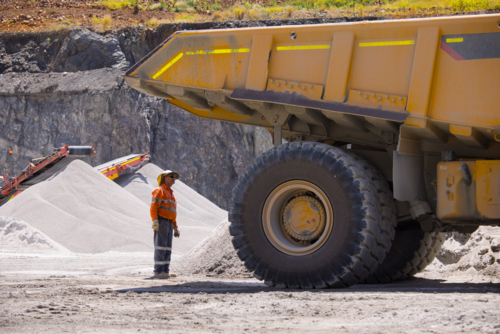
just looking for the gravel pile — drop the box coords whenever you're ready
[172,220,250,278]
[0,216,70,253]
[0,160,227,256]
[0,160,152,253]
[423,227,500,282]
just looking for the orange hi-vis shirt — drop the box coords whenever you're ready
[150,184,177,227]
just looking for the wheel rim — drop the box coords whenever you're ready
[262,180,333,256]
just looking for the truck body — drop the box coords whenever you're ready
[124,14,500,287]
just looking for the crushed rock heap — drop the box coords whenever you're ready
[423,226,500,283]
[0,160,227,256]
[172,220,251,279]
[0,216,70,254]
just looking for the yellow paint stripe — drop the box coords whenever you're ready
[446,38,463,43]
[121,156,142,166]
[359,40,415,47]
[100,156,144,174]
[152,52,184,80]
[186,48,250,55]
[277,45,330,51]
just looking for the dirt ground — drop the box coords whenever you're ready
[2,251,500,333]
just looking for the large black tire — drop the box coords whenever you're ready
[364,221,444,283]
[229,142,395,288]
[345,152,445,284]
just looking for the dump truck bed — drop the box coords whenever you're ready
[124,14,500,154]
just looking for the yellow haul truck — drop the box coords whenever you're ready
[124,14,500,288]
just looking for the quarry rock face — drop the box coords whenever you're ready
[0,26,272,209]
[49,29,129,72]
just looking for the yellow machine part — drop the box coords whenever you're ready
[125,15,500,133]
[437,160,500,221]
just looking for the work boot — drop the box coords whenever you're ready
[152,272,164,279]
[156,272,171,279]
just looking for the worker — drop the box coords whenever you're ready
[150,169,180,279]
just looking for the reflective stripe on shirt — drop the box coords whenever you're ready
[152,198,177,206]
[160,206,176,212]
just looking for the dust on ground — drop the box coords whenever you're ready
[2,221,500,333]
[2,251,500,333]
[2,159,500,332]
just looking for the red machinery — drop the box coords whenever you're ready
[94,153,150,180]
[0,145,95,206]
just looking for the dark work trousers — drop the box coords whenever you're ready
[154,217,173,274]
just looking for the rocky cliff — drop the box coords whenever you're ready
[0,25,274,209]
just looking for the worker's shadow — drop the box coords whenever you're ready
[116,277,500,295]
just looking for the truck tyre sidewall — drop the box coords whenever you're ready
[230,142,392,288]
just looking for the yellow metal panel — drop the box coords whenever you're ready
[437,161,477,220]
[126,14,500,130]
[324,31,355,103]
[450,124,472,136]
[350,38,416,97]
[429,33,500,128]
[346,90,407,112]
[152,40,252,90]
[245,35,273,91]
[152,52,184,80]
[476,161,500,218]
[267,79,322,100]
[167,97,252,123]
[405,116,426,128]
[268,42,331,86]
[406,26,440,117]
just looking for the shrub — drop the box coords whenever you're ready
[174,1,189,11]
[247,8,260,19]
[99,0,135,10]
[212,11,223,20]
[233,6,247,19]
[146,17,160,28]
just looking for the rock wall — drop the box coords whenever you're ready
[0,26,273,209]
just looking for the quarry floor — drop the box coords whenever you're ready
[1,251,500,333]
